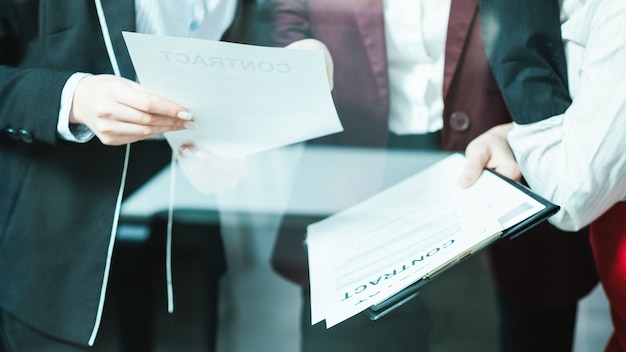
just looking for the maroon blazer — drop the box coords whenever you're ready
[258,0,597,308]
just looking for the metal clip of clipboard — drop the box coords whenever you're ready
[365,231,504,321]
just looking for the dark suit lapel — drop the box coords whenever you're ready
[352,0,388,102]
[98,0,136,79]
[443,0,477,99]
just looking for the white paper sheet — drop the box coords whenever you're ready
[306,154,546,327]
[122,32,343,159]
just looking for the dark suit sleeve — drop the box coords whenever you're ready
[0,4,74,146]
[252,0,311,47]
[478,0,571,124]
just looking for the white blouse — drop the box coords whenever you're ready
[509,0,626,231]
[383,0,451,135]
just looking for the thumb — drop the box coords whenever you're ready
[458,145,490,188]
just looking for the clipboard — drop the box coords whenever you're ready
[365,170,560,320]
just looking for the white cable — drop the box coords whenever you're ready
[166,150,177,313]
[89,0,131,346]
[94,0,121,77]
[91,0,179,345]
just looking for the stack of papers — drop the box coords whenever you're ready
[306,153,558,328]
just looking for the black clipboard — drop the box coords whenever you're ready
[365,170,560,320]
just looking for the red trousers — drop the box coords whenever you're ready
[589,202,626,352]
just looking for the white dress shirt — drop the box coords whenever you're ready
[135,0,236,40]
[383,0,451,135]
[508,0,626,231]
[57,0,236,142]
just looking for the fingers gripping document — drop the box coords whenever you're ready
[306,154,558,328]
[122,32,343,159]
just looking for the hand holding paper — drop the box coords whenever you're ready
[306,154,557,328]
[122,32,343,160]
[458,123,521,188]
[122,32,342,194]
[71,74,192,146]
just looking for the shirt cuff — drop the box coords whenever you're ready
[57,72,95,143]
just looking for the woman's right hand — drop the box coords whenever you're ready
[70,74,195,146]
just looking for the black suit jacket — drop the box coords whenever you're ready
[0,0,191,345]
[478,0,572,124]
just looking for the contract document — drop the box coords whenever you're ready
[306,153,558,328]
[122,32,342,158]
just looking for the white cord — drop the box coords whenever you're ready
[89,0,130,346]
[94,0,121,77]
[167,150,177,313]
[91,0,179,345]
